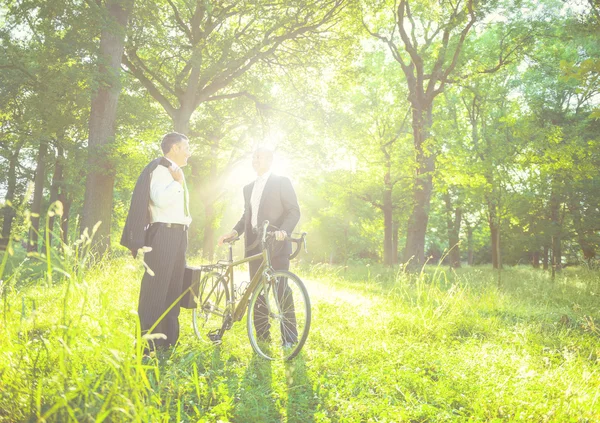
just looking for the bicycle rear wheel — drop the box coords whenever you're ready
[247,270,311,361]
[192,271,230,341]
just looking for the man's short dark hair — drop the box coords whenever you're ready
[161,132,188,154]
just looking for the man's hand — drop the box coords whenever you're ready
[218,230,238,246]
[168,165,184,183]
[274,230,287,241]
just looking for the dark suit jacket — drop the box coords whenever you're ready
[120,157,171,257]
[233,174,300,258]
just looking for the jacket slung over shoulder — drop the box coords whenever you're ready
[120,157,171,258]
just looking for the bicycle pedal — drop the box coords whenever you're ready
[223,314,233,331]
[207,330,222,344]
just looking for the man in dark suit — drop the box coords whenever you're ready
[122,132,192,353]
[218,148,301,346]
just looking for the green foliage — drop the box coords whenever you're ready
[2,2,600,417]
[299,171,383,264]
[1,0,600,268]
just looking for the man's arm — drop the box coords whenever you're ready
[233,184,251,235]
[279,177,300,235]
[232,212,245,237]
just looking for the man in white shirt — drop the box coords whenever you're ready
[218,148,300,345]
[137,132,191,353]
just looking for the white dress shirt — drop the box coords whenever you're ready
[149,158,192,225]
[250,171,271,229]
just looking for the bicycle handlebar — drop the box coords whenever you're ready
[222,235,241,244]
[231,220,307,259]
[288,232,307,260]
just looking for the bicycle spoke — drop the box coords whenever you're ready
[247,270,311,361]
[192,272,229,341]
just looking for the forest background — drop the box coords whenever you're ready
[1,0,599,271]
[2,0,600,422]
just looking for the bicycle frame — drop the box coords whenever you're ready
[193,221,309,359]
[217,247,272,323]
[196,220,306,335]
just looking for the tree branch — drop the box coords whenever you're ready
[433,0,476,96]
[126,48,178,97]
[166,0,193,42]
[122,54,177,118]
[196,1,345,107]
[363,23,409,69]
[358,193,384,209]
[396,0,422,67]
[405,1,419,50]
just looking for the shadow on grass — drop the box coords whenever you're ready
[233,351,280,423]
[171,344,236,420]
[285,353,316,423]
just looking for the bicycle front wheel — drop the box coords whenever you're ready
[192,271,229,341]
[247,270,311,361]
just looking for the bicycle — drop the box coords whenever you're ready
[190,220,310,361]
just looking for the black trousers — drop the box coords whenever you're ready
[248,248,298,343]
[138,224,187,350]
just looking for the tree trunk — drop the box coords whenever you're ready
[466,223,474,266]
[487,195,500,269]
[184,154,201,253]
[453,207,462,267]
[569,194,596,261]
[380,0,476,270]
[532,250,540,268]
[202,203,216,261]
[404,105,434,270]
[81,0,133,256]
[169,53,202,135]
[188,147,219,261]
[47,143,64,247]
[172,98,196,134]
[203,147,219,261]
[173,111,192,134]
[542,245,549,270]
[549,189,562,272]
[490,223,499,269]
[443,191,461,268]
[2,141,24,240]
[497,221,502,286]
[551,236,562,273]
[343,224,349,268]
[392,220,399,264]
[383,178,393,266]
[28,140,48,252]
[59,196,72,245]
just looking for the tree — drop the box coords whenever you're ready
[121,0,345,256]
[123,0,345,133]
[0,87,29,242]
[1,0,94,250]
[519,10,600,271]
[363,0,482,269]
[325,48,413,265]
[80,0,134,255]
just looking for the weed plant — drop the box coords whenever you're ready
[1,213,599,421]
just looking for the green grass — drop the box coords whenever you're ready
[1,248,600,422]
